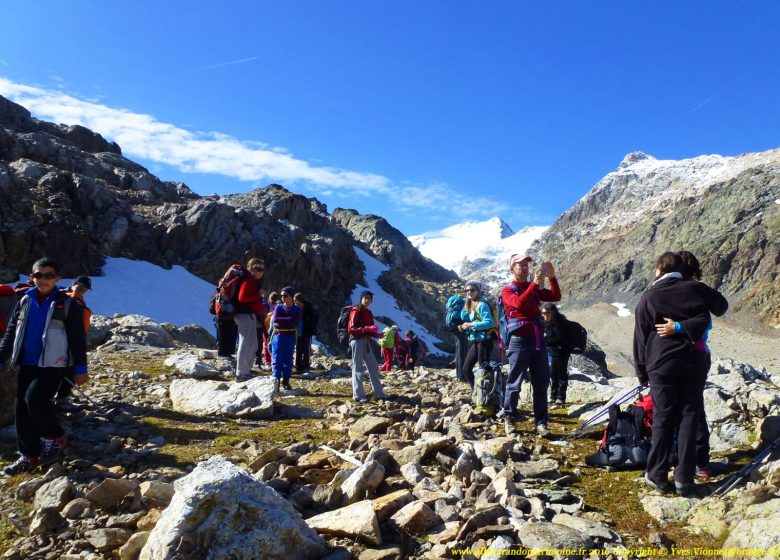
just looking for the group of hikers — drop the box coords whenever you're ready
[0,249,731,497]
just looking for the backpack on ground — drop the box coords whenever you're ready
[471,361,506,417]
[336,305,355,345]
[444,294,466,332]
[209,264,244,319]
[585,394,653,468]
[564,320,588,354]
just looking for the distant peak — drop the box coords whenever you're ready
[618,151,654,169]
[488,216,515,238]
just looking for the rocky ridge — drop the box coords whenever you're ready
[0,95,455,346]
[2,315,780,559]
[530,149,780,327]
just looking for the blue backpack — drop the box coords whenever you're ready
[444,294,466,333]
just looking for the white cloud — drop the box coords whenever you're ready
[0,77,536,224]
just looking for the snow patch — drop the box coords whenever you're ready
[611,302,632,317]
[351,247,444,354]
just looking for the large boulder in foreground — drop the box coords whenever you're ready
[139,456,327,560]
[169,376,275,419]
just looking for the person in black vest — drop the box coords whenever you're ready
[634,252,713,496]
[541,303,571,406]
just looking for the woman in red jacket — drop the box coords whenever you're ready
[233,258,266,382]
[347,290,387,403]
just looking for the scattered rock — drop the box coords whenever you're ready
[306,500,382,546]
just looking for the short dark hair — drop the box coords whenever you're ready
[32,258,60,275]
[678,251,702,280]
[655,252,682,275]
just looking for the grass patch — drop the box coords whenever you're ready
[95,353,176,378]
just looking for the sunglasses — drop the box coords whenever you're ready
[31,272,58,280]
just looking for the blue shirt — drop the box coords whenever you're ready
[21,287,57,366]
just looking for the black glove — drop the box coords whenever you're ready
[637,372,649,387]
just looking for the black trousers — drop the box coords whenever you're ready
[55,367,75,399]
[16,365,66,457]
[462,338,494,386]
[647,353,708,485]
[549,351,571,402]
[454,332,468,384]
[215,317,238,356]
[296,335,312,372]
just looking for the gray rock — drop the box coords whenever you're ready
[482,535,514,560]
[166,324,217,349]
[28,507,65,536]
[163,353,220,378]
[85,528,133,552]
[517,521,593,558]
[412,477,450,505]
[86,478,140,509]
[341,460,385,504]
[387,500,442,534]
[640,495,696,523]
[62,497,93,519]
[514,459,561,479]
[306,500,382,546]
[552,513,620,542]
[169,376,275,419]
[118,531,150,560]
[400,462,427,485]
[139,456,326,560]
[139,480,175,507]
[349,416,393,439]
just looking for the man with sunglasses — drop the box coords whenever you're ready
[0,258,87,476]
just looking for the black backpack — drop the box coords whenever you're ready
[585,403,651,468]
[336,305,354,345]
[471,362,506,417]
[564,320,587,354]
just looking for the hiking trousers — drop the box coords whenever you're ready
[272,333,296,380]
[350,338,385,400]
[216,317,238,356]
[234,314,258,378]
[504,335,550,426]
[454,332,468,383]
[549,351,571,402]
[296,335,312,372]
[646,353,708,486]
[17,365,66,458]
[380,347,394,371]
[462,339,494,386]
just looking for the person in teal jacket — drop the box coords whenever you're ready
[458,281,495,386]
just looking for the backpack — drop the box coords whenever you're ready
[471,362,506,417]
[472,297,499,340]
[495,285,530,347]
[0,285,17,334]
[380,328,396,349]
[444,294,466,332]
[585,394,653,468]
[336,305,355,345]
[209,264,244,319]
[564,320,588,354]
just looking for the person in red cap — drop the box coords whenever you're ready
[500,254,561,437]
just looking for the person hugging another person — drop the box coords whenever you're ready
[0,258,88,476]
[457,281,495,386]
[541,303,570,406]
[271,286,301,393]
[348,290,387,403]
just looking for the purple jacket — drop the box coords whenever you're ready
[272,303,301,335]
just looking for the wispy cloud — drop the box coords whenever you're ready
[193,56,258,72]
[691,88,726,113]
[0,77,533,224]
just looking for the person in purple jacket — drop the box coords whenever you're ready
[271,286,301,393]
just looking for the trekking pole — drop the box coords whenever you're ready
[568,385,644,439]
[63,376,100,408]
[711,436,780,497]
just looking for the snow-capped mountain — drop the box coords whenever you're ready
[534,148,780,326]
[409,217,547,294]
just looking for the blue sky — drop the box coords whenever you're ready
[1,1,779,235]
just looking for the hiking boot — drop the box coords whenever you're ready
[39,437,66,466]
[554,399,565,406]
[235,372,253,382]
[282,379,292,390]
[675,481,694,496]
[355,397,369,404]
[696,466,712,480]
[536,423,551,437]
[1,455,40,477]
[644,473,674,494]
[504,417,517,436]
[54,397,84,413]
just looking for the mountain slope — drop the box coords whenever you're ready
[532,150,780,326]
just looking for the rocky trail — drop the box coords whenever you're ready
[2,317,780,559]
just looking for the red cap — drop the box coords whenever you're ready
[509,254,532,269]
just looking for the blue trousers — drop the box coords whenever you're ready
[503,335,550,426]
[271,334,296,380]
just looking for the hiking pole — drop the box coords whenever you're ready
[711,436,780,497]
[568,385,644,439]
[63,376,100,408]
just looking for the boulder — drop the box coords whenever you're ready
[28,507,65,536]
[306,500,382,546]
[62,498,92,520]
[551,513,619,542]
[340,460,385,504]
[163,353,220,378]
[85,528,133,552]
[640,495,696,523]
[473,437,514,462]
[166,324,217,348]
[513,459,561,480]
[169,377,275,419]
[86,478,140,509]
[139,456,327,560]
[400,462,427,485]
[34,476,74,511]
[387,500,442,534]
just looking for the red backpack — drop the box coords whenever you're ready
[209,265,244,319]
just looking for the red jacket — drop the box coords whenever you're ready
[501,278,561,337]
[348,307,379,339]
[236,276,265,316]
